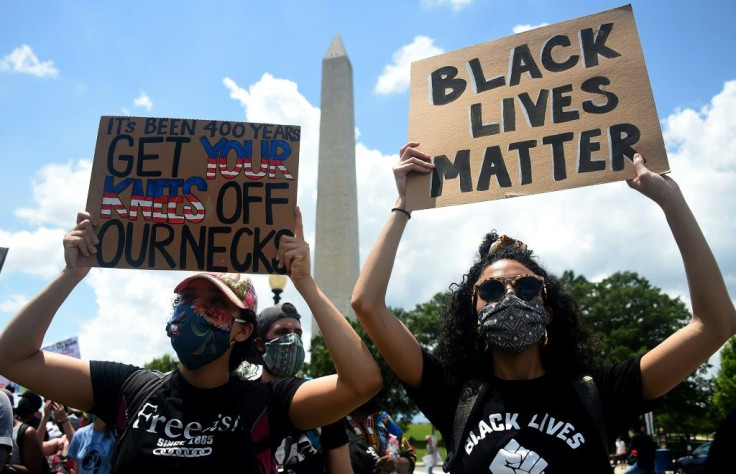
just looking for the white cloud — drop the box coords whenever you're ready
[375,36,445,96]
[512,23,550,34]
[133,91,153,111]
[421,0,473,12]
[14,160,92,228]
[0,45,59,78]
[0,295,28,314]
[223,73,321,230]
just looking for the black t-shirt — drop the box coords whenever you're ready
[275,418,349,474]
[406,351,657,473]
[90,361,305,474]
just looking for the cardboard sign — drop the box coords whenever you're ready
[83,116,300,273]
[42,336,81,359]
[406,4,668,210]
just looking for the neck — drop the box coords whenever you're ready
[490,346,545,380]
[179,355,231,388]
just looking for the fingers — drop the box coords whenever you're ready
[398,141,421,157]
[293,206,304,241]
[399,144,432,166]
[76,211,92,225]
[66,214,99,256]
[278,241,309,273]
[632,153,649,177]
[394,158,434,175]
[626,153,649,190]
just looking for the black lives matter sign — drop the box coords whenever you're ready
[406,4,668,210]
[83,116,300,273]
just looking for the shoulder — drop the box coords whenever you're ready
[19,422,38,442]
[90,360,142,386]
[593,356,642,377]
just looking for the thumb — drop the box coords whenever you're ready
[632,153,648,177]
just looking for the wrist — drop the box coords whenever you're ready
[391,207,411,219]
[61,266,90,281]
[394,196,407,210]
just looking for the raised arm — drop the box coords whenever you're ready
[628,154,736,400]
[351,142,435,389]
[280,207,382,431]
[0,212,98,411]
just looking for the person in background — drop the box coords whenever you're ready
[66,414,114,474]
[610,435,628,467]
[11,403,47,474]
[423,433,440,474]
[13,393,46,443]
[38,400,75,453]
[39,401,75,474]
[249,302,353,474]
[351,142,736,473]
[347,397,415,474]
[0,207,381,473]
[0,390,13,471]
[625,424,656,474]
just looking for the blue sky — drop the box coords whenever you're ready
[1,0,735,373]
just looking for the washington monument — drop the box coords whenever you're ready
[313,35,359,329]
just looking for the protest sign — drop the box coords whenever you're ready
[42,336,82,359]
[406,4,668,210]
[83,116,300,273]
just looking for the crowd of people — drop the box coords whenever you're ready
[0,142,734,473]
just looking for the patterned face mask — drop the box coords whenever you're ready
[166,302,233,370]
[477,293,547,354]
[263,333,305,378]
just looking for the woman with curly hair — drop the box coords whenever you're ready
[351,142,736,473]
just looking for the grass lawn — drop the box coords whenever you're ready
[404,423,446,463]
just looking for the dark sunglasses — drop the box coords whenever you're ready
[473,274,546,304]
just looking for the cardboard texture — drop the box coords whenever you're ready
[406,4,668,210]
[83,116,300,273]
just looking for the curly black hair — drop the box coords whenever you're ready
[434,230,601,379]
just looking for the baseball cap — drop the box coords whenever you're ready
[256,302,302,339]
[174,273,258,315]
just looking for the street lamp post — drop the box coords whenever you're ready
[268,274,288,305]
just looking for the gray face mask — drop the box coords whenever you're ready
[478,293,547,354]
[263,333,305,378]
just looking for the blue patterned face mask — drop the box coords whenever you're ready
[478,293,547,354]
[166,302,232,370]
[263,333,305,378]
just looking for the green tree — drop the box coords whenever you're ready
[143,353,179,372]
[710,337,736,421]
[563,270,715,435]
[303,293,448,425]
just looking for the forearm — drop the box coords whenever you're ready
[58,419,75,439]
[36,420,47,445]
[352,202,408,314]
[294,277,380,397]
[0,268,85,369]
[662,192,736,338]
[351,202,424,386]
